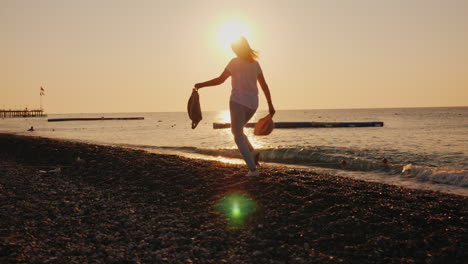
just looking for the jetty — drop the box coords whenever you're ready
[213,121,384,129]
[1,109,47,118]
[48,117,144,122]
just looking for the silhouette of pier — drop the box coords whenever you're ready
[1,109,47,118]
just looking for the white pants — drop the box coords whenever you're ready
[230,101,257,170]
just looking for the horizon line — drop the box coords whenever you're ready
[39,105,468,115]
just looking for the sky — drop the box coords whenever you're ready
[1,0,467,113]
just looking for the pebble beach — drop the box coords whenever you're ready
[1,134,467,264]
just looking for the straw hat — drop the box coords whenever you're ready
[254,114,274,136]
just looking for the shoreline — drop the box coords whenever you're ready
[96,143,468,197]
[1,134,467,263]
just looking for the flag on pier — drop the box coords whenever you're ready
[40,87,45,96]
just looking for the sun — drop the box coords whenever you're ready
[216,20,251,52]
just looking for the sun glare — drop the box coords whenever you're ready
[216,20,251,52]
[218,110,231,123]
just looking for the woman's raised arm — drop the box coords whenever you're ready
[194,69,231,89]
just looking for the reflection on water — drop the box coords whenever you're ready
[245,129,266,149]
[179,152,244,165]
[212,156,244,165]
[218,110,231,123]
[217,109,267,150]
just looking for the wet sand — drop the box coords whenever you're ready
[1,134,467,264]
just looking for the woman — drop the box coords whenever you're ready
[194,36,275,176]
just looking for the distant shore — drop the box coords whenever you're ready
[1,134,467,264]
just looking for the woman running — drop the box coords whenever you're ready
[194,36,275,176]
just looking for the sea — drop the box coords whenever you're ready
[1,107,467,196]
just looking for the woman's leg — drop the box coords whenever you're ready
[242,108,260,166]
[243,109,256,152]
[230,101,256,170]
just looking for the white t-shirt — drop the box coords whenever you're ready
[225,57,263,110]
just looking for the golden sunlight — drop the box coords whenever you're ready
[218,110,231,123]
[216,20,251,52]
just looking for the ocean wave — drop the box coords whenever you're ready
[190,147,468,188]
[402,164,468,187]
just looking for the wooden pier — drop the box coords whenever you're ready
[1,109,47,118]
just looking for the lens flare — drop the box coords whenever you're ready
[217,192,256,227]
[232,202,241,218]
